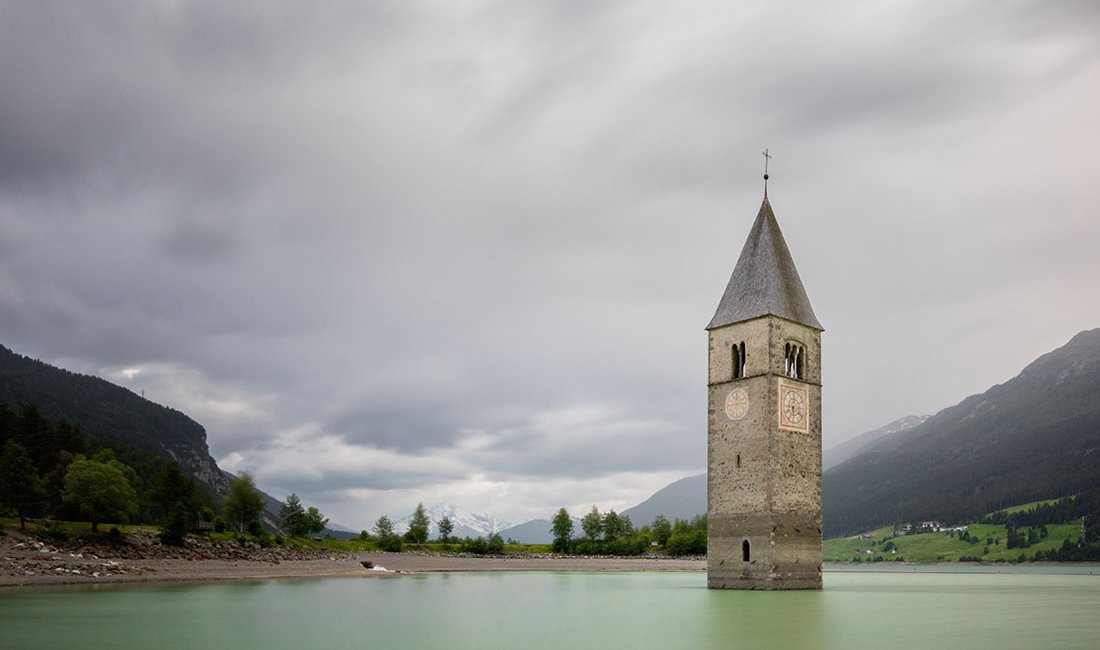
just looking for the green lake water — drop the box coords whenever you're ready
[2,569,1099,650]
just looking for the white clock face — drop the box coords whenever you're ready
[724,388,749,420]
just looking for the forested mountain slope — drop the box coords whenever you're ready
[0,344,228,494]
[823,329,1100,537]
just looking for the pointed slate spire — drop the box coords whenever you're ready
[707,197,823,331]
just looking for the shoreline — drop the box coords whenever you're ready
[0,527,707,588]
[4,528,1097,590]
[0,551,707,589]
[7,554,1099,590]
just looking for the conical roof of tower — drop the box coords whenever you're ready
[707,197,823,331]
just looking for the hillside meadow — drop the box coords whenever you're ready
[824,522,1081,564]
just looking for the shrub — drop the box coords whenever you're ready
[458,534,504,555]
[39,523,74,544]
[665,529,706,556]
[377,535,403,552]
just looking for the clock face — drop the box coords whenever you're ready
[783,390,805,424]
[777,380,810,433]
[724,388,749,420]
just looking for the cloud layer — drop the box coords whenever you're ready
[2,1,1098,528]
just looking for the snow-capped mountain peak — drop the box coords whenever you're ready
[390,503,515,539]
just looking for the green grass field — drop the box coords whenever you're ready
[824,521,1081,563]
[995,497,1068,516]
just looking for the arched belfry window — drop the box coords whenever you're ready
[742,540,751,562]
[784,342,806,380]
[732,341,746,379]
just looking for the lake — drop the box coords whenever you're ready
[2,568,1099,649]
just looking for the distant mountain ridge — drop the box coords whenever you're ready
[823,328,1100,537]
[823,415,931,470]
[620,474,706,528]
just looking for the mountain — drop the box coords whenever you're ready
[0,343,285,528]
[823,415,931,470]
[621,474,706,527]
[0,344,228,493]
[391,504,515,539]
[497,475,709,544]
[823,329,1100,537]
[498,519,552,544]
[609,417,939,529]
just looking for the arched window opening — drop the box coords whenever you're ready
[732,341,746,379]
[742,540,751,562]
[785,342,806,379]
[736,453,741,468]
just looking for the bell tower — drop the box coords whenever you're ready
[706,189,823,590]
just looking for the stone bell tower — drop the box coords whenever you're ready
[706,187,823,590]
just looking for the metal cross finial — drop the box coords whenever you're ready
[762,148,772,198]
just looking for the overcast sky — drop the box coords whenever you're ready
[2,1,1098,530]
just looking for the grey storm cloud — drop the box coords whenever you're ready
[2,0,1098,528]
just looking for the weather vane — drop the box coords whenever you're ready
[762,148,772,198]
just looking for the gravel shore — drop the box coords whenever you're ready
[0,528,704,589]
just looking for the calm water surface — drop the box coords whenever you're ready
[2,570,1099,650]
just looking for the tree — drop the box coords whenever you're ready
[406,502,430,544]
[149,461,201,524]
[223,473,264,533]
[603,510,628,541]
[0,440,45,529]
[374,515,402,552]
[62,458,138,533]
[374,514,395,539]
[665,516,707,556]
[303,506,328,536]
[280,493,328,537]
[581,506,603,541]
[159,502,190,546]
[551,507,574,553]
[280,493,307,536]
[652,515,672,547]
[92,448,144,499]
[437,515,454,544]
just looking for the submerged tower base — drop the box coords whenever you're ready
[707,512,822,590]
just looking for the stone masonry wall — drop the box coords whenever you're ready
[707,315,822,590]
